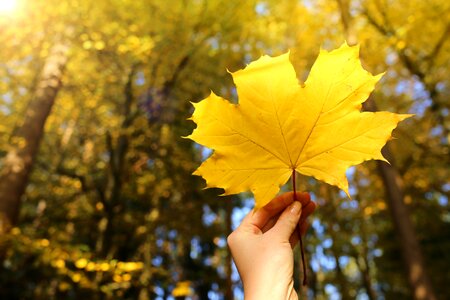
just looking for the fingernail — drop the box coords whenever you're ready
[290,201,301,214]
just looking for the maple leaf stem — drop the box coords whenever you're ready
[292,170,307,286]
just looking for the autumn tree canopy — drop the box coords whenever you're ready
[0,0,448,299]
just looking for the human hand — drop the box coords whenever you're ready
[227,192,316,300]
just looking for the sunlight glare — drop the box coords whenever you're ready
[0,0,18,15]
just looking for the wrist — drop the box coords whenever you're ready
[243,279,297,300]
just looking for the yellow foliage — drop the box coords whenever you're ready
[99,262,110,271]
[53,259,66,269]
[72,273,81,283]
[136,226,146,235]
[95,202,104,211]
[117,261,144,272]
[11,227,21,235]
[39,239,50,247]
[364,207,374,216]
[404,195,413,204]
[85,262,96,271]
[73,181,82,189]
[94,41,105,50]
[58,282,70,291]
[58,282,70,292]
[377,201,387,210]
[122,273,132,281]
[172,281,193,297]
[396,40,406,50]
[82,41,93,50]
[75,258,88,269]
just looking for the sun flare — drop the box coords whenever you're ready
[0,0,18,15]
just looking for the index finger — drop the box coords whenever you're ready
[245,192,311,230]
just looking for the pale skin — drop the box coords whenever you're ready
[227,192,316,300]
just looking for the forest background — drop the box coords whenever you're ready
[0,0,448,299]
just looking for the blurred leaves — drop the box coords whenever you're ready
[0,0,449,299]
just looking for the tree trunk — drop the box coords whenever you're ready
[0,43,69,233]
[336,2,437,299]
[325,187,352,300]
[377,149,436,300]
[356,219,377,300]
[356,254,377,300]
[330,241,352,300]
[98,67,136,258]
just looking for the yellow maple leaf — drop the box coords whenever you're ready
[187,43,411,209]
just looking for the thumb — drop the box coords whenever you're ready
[270,201,302,241]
